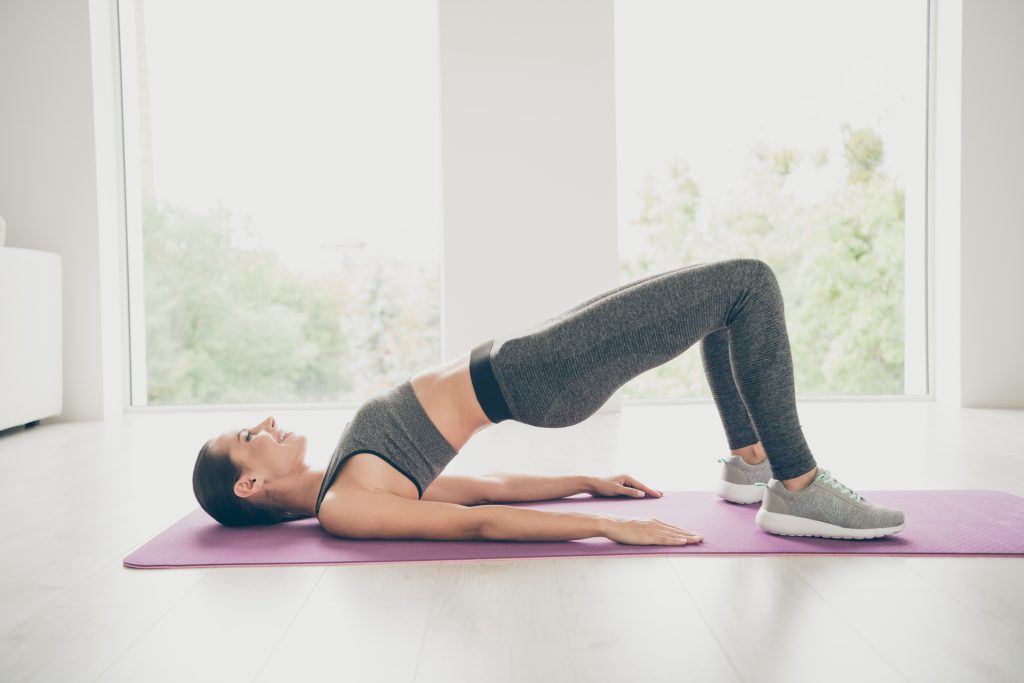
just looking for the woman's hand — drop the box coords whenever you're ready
[589,474,664,499]
[585,475,703,545]
[602,515,703,546]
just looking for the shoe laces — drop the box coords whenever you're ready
[814,468,865,502]
[718,456,767,466]
[750,469,863,502]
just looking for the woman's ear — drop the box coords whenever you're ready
[234,474,263,499]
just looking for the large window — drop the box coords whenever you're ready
[119,0,442,406]
[120,0,930,407]
[614,0,929,399]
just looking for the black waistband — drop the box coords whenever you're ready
[469,339,512,424]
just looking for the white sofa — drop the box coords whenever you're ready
[0,247,62,430]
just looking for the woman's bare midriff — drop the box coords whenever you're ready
[325,351,496,503]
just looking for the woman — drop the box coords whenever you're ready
[192,258,905,545]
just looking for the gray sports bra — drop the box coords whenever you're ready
[314,379,458,517]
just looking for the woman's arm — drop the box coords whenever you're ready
[475,504,699,545]
[485,473,594,502]
[321,488,698,545]
[320,486,607,542]
[484,472,664,502]
[421,474,501,505]
[476,505,608,541]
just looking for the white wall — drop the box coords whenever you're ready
[0,0,1020,417]
[959,0,1024,408]
[932,0,963,408]
[0,0,126,422]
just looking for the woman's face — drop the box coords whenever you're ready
[210,416,309,496]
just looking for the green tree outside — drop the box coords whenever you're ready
[619,123,905,399]
[142,202,439,404]
[141,123,905,404]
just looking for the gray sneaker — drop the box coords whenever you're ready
[716,455,772,504]
[754,468,906,540]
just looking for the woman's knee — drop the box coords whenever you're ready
[730,257,779,288]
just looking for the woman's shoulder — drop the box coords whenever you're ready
[317,449,422,520]
[317,454,422,536]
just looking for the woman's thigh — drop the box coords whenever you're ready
[490,258,756,427]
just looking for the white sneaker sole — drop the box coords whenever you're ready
[755,507,905,540]
[716,478,765,504]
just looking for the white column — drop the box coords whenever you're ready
[438,0,619,369]
[931,0,963,408]
[959,0,1024,408]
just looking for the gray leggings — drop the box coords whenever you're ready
[468,258,817,482]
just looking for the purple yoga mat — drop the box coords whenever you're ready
[123,489,1024,569]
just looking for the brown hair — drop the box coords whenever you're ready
[192,440,313,526]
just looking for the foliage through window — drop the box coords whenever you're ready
[121,0,928,406]
[614,0,928,398]
[122,0,442,405]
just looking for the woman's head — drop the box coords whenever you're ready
[192,415,312,526]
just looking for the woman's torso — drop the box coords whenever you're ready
[319,350,493,510]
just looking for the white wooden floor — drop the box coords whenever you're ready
[0,399,1022,682]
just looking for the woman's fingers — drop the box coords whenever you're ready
[670,526,702,539]
[656,520,702,540]
[668,531,699,544]
[623,476,663,497]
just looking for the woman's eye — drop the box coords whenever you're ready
[245,431,254,442]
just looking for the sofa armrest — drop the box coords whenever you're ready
[0,247,62,430]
